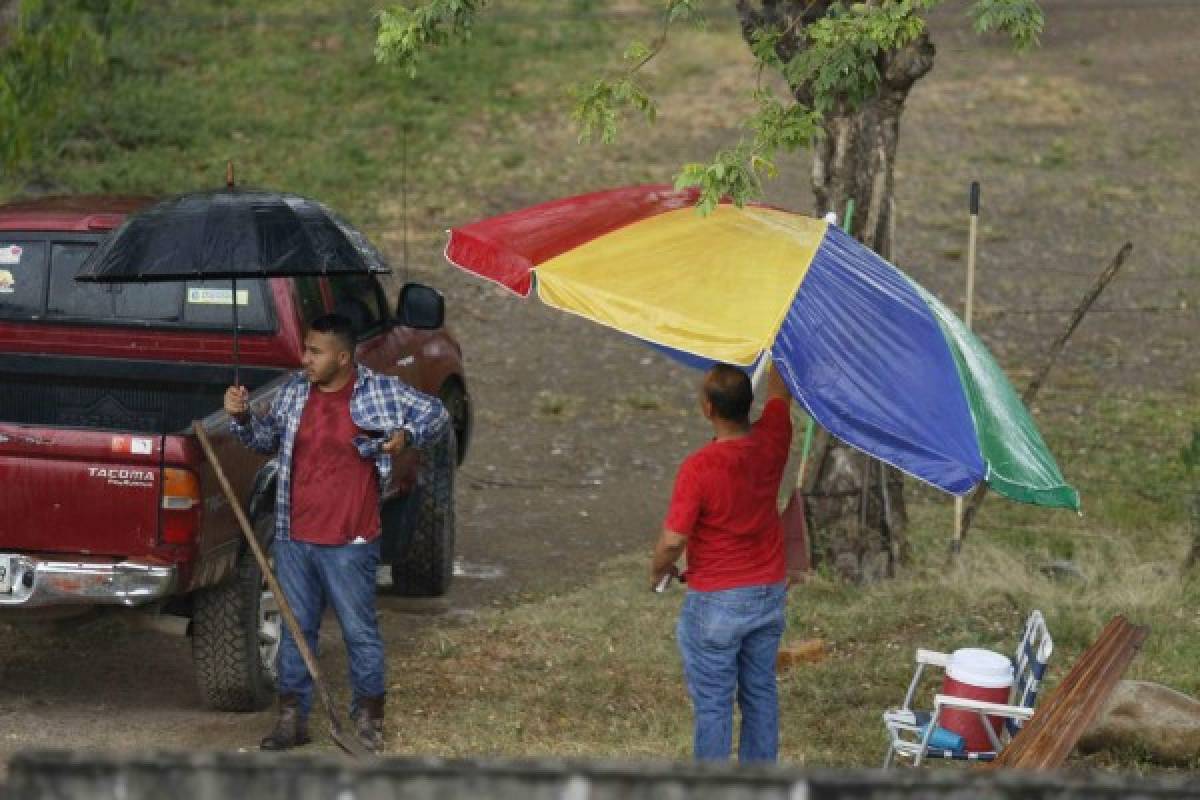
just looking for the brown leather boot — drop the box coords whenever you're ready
[351,694,385,753]
[260,694,311,751]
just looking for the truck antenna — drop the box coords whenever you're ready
[401,124,410,286]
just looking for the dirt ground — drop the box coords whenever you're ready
[0,0,1195,764]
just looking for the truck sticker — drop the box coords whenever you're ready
[110,436,155,455]
[0,270,13,293]
[0,245,20,265]
[187,287,249,306]
[87,467,155,488]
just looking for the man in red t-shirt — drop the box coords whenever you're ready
[651,362,793,763]
[226,313,448,753]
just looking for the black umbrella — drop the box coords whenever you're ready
[76,172,390,384]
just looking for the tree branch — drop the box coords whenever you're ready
[958,242,1133,541]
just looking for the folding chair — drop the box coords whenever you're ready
[882,610,1053,767]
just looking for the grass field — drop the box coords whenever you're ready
[383,386,1199,769]
[1,0,622,231]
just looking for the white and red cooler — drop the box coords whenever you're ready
[939,648,1013,752]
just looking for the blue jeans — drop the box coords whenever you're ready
[273,538,385,716]
[677,582,787,763]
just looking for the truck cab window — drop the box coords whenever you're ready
[46,243,180,322]
[2,237,271,330]
[0,240,48,319]
[48,243,118,318]
[329,274,387,339]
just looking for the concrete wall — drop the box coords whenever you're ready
[5,751,1200,800]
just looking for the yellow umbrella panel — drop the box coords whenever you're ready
[534,206,827,367]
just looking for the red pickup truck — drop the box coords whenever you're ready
[0,195,471,711]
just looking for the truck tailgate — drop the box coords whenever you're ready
[0,424,162,556]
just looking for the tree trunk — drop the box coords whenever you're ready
[737,1,935,582]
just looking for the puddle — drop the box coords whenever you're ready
[375,560,505,591]
[453,560,506,581]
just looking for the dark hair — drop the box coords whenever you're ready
[309,313,356,354]
[704,364,753,422]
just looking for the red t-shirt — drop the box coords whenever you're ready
[290,380,381,545]
[664,397,793,591]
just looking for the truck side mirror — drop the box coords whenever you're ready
[396,283,444,330]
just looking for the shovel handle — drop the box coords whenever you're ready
[192,421,356,751]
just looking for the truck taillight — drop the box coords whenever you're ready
[162,467,201,544]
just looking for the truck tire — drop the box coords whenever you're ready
[192,515,278,711]
[386,426,456,597]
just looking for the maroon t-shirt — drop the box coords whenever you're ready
[290,380,381,545]
[664,397,793,591]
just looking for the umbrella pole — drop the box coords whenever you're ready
[228,161,240,388]
[232,277,241,387]
[750,353,771,393]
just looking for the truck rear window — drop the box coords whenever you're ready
[0,236,273,330]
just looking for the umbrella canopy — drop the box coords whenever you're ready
[446,185,1079,511]
[75,187,391,386]
[75,188,390,283]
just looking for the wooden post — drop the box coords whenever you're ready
[951,182,980,558]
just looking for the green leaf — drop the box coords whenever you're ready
[665,0,705,27]
[970,0,1045,51]
[748,28,785,70]
[672,142,764,215]
[572,76,656,145]
[748,90,822,155]
[375,0,487,76]
[623,40,652,63]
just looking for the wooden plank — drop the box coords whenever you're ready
[1029,623,1147,770]
[996,619,1132,768]
[1013,627,1128,769]
[988,616,1148,770]
[991,617,1124,767]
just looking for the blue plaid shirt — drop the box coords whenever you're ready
[230,364,449,542]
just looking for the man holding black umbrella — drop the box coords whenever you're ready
[225,312,449,753]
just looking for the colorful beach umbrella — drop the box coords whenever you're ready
[446,185,1079,511]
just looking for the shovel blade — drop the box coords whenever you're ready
[329,722,374,759]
